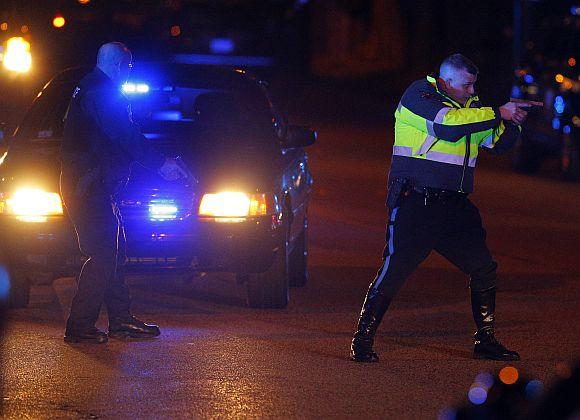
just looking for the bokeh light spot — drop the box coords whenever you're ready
[499,366,519,385]
[468,386,487,405]
[569,57,577,67]
[555,74,564,83]
[0,265,11,300]
[53,16,66,28]
[20,25,29,33]
[0,22,7,31]
[170,25,181,37]
[525,380,543,399]
[474,372,494,390]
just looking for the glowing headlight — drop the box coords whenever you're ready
[3,37,32,73]
[1,189,63,222]
[198,192,269,220]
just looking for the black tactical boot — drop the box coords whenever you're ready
[350,287,391,362]
[64,327,108,344]
[471,287,520,361]
[108,315,161,339]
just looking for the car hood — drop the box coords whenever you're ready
[0,139,282,196]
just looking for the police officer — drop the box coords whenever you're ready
[351,53,528,362]
[60,42,187,344]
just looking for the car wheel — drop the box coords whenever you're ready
[288,217,308,288]
[512,133,542,174]
[561,131,580,181]
[246,238,289,309]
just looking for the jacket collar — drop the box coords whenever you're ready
[426,74,477,108]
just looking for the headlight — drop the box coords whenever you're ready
[0,188,64,222]
[198,192,270,221]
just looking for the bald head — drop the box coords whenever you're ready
[96,42,132,84]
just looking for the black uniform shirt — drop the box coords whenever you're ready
[61,67,164,196]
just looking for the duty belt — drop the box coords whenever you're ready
[410,186,467,205]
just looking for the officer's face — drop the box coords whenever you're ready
[442,69,477,105]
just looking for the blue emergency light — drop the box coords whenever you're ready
[149,199,178,221]
[122,82,150,94]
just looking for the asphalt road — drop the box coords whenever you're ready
[2,121,580,419]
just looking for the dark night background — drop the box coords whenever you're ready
[2,0,572,128]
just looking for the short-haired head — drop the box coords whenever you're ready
[438,53,479,105]
[96,42,132,84]
[439,53,479,78]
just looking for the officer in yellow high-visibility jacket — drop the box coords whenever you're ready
[351,53,528,362]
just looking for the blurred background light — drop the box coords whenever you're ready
[0,22,7,31]
[210,38,235,55]
[0,265,10,301]
[170,25,181,37]
[525,380,543,399]
[474,372,494,390]
[52,16,66,29]
[524,74,534,83]
[468,386,487,405]
[569,57,576,67]
[499,366,519,385]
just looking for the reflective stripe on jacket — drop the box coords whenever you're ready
[389,75,521,193]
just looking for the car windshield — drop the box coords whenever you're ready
[17,64,277,150]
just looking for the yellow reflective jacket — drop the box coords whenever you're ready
[389,75,521,193]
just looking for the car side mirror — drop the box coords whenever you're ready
[282,125,317,149]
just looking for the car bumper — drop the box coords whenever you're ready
[0,214,284,274]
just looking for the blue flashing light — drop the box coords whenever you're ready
[149,200,178,221]
[563,125,571,134]
[0,265,10,300]
[152,111,183,121]
[524,74,534,84]
[511,85,522,98]
[468,386,487,405]
[122,82,150,94]
[552,118,561,130]
[210,38,235,55]
[554,96,565,114]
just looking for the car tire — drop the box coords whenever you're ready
[512,133,542,174]
[288,217,308,288]
[246,239,289,309]
[561,131,580,181]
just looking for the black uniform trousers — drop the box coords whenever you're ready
[371,191,497,298]
[62,189,131,332]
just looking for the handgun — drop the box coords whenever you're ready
[510,98,544,108]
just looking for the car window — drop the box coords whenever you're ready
[17,81,76,141]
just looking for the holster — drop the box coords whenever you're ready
[386,177,411,209]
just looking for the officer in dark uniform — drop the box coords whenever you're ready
[351,54,529,362]
[60,42,187,344]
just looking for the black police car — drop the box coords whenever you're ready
[0,63,315,309]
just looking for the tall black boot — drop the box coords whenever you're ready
[471,287,520,361]
[350,286,391,362]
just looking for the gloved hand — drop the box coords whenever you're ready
[158,158,188,181]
